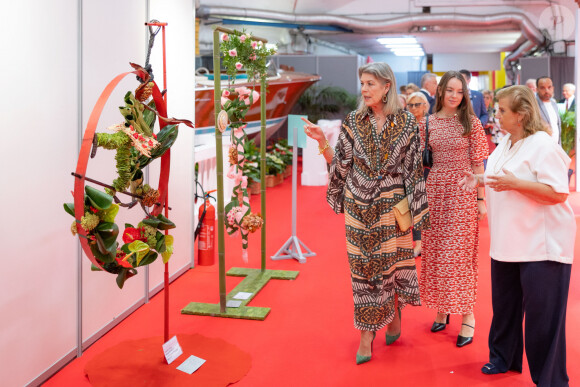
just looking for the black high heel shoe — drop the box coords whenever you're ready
[430,314,449,332]
[456,323,474,347]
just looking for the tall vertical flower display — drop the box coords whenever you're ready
[218,31,276,261]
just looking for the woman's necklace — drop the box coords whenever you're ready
[493,137,525,174]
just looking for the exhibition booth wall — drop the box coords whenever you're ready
[1,1,196,386]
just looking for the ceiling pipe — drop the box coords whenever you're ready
[198,6,548,82]
[197,6,545,45]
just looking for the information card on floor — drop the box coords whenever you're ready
[162,336,183,364]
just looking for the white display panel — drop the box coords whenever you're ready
[80,0,148,344]
[0,1,78,386]
[147,0,196,292]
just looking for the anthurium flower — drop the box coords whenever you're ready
[229,48,237,57]
[116,256,133,268]
[122,227,143,244]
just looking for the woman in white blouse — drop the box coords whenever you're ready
[460,85,575,386]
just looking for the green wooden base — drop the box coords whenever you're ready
[181,268,299,320]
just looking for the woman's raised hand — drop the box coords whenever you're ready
[459,171,479,191]
[302,117,326,143]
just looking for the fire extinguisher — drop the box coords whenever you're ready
[197,190,216,266]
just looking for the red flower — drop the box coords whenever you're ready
[133,133,139,139]
[122,227,143,244]
[153,133,157,139]
[89,206,98,213]
[116,256,133,268]
[148,140,154,146]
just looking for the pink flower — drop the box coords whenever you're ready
[235,86,251,97]
[235,62,243,70]
[221,97,229,107]
[229,49,237,57]
[251,41,258,49]
[250,53,257,61]
[221,33,229,42]
[227,165,237,179]
[240,34,246,42]
[222,89,230,97]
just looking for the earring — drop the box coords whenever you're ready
[382,94,388,103]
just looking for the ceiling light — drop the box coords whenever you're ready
[377,37,417,45]
[391,49,425,57]
[384,44,422,49]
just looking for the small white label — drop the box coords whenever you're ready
[177,355,206,374]
[233,291,253,300]
[162,336,183,365]
[226,300,242,308]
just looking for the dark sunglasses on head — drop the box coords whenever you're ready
[407,103,425,108]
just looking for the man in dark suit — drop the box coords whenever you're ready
[536,76,561,144]
[459,69,488,127]
[559,83,576,112]
[420,73,437,114]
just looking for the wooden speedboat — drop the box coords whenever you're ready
[195,70,321,143]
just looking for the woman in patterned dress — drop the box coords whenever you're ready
[303,62,430,364]
[418,71,488,347]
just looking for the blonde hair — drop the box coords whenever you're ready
[406,91,428,104]
[357,62,402,116]
[406,83,420,93]
[435,70,474,136]
[496,85,549,138]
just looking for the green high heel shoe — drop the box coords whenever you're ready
[386,308,402,345]
[356,332,376,365]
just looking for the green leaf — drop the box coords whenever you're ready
[63,203,75,217]
[85,186,113,210]
[90,243,115,263]
[116,268,129,289]
[90,264,103,271]
[95,223,119,256]
[137,251,158,267]
[143,214,176,230]
[99,203,119,223]
[128,240,150,266]
[161,235,174,264]
[155,234,167,253]
[144,100,157,129]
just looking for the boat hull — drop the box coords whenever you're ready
[195,72,320,143]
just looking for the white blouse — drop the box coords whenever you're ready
[484,131,575,264]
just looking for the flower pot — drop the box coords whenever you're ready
[249,181,261,194]
[275,173,284,185]
[284,165,292,178]
[265,174,277,188]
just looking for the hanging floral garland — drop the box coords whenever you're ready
[218,30,276,261]
[64,63,193,288]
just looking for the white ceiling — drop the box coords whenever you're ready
[197,0,578,55]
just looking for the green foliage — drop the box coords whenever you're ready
[292,86,358,123]
[266,152,285,175]
[242,139,261,183]
[274,139,293,167]
[560,110,576,157]
[219,29,276,83]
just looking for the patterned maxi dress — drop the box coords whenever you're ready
[327,109,430,331]
[418,115,488,314]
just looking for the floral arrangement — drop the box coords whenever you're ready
[64,64,189,288]
[218,30,275,261]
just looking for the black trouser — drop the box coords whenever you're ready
[488,259,571,386]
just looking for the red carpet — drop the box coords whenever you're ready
[84,334,251,386]
[45,167,580,386]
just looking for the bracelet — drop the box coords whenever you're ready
[318,139,330,155]
[477,198,484,201]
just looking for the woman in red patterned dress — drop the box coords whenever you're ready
[418,71,488,347]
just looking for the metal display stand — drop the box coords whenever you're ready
[271,125,316,263]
